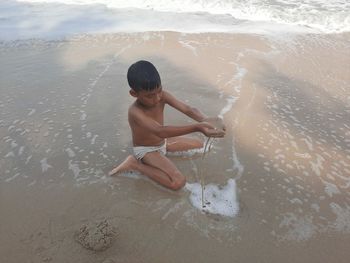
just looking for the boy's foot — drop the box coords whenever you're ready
[108,155,138,176]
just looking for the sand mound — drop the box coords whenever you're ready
[74,219,117,252]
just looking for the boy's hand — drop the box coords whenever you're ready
[198,122,225,138]
[203,117,226,132]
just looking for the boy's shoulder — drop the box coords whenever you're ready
[128,103,142,125]
[128,101,141,116]
[128,101,152,119]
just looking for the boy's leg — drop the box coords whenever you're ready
[166,136,203,152]
[108,155,136,176]
[109,153,185,190]
[141,151,186,190]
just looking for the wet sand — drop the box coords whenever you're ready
[1,32,350,263]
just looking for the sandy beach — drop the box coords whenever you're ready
[1,31,350,263]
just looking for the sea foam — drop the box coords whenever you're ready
[1,0,349,41]
[185,178,239,217]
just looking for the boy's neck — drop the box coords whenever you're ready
[135,99,156,110]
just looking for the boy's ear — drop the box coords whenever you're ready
[129,89,138,97]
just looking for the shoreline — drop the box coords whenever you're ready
[1,30,350,41]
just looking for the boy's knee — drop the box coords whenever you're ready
[195,138,204,148]
[170,174,186,191]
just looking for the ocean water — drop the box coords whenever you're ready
[1,0,349,40]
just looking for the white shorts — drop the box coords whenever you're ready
[133,140,167,160]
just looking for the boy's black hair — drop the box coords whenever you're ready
[127,60,161,92]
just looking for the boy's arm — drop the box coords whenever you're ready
[131,108,224,138]
[163,91,207,122]
[163,91,226,131]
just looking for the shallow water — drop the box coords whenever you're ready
[0,32,349,262]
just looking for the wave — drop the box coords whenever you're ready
[18,0,350,33]
[1,0,349,40]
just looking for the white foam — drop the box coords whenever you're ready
[294,152,311,159]
[178,39,198,56]
[161,201,185,220]
[218,96,238,119]
[5,173,20,182]
[68,160,81,178]
[18,146,25,156]
[278,213,317,241]
[65,147,76,158]
[80,112,87,121]
[91,134,98,145]
[27,108,36,116]
[27,180,37,186]
[185,178,239,217]
[310,154,325,176]
[8,125,15,132]
[301,137,313,151]
[16,0,350,33]
[2,0,348,41]
[4,151,15,158]
[324,181,340,197]
[231,141,244,178]
[24,155,32,165]
[40,158,52,173]
[330,203,350,233]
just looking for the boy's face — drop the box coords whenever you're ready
[131,86,163,108]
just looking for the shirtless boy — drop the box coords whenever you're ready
[109,60,225,190]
